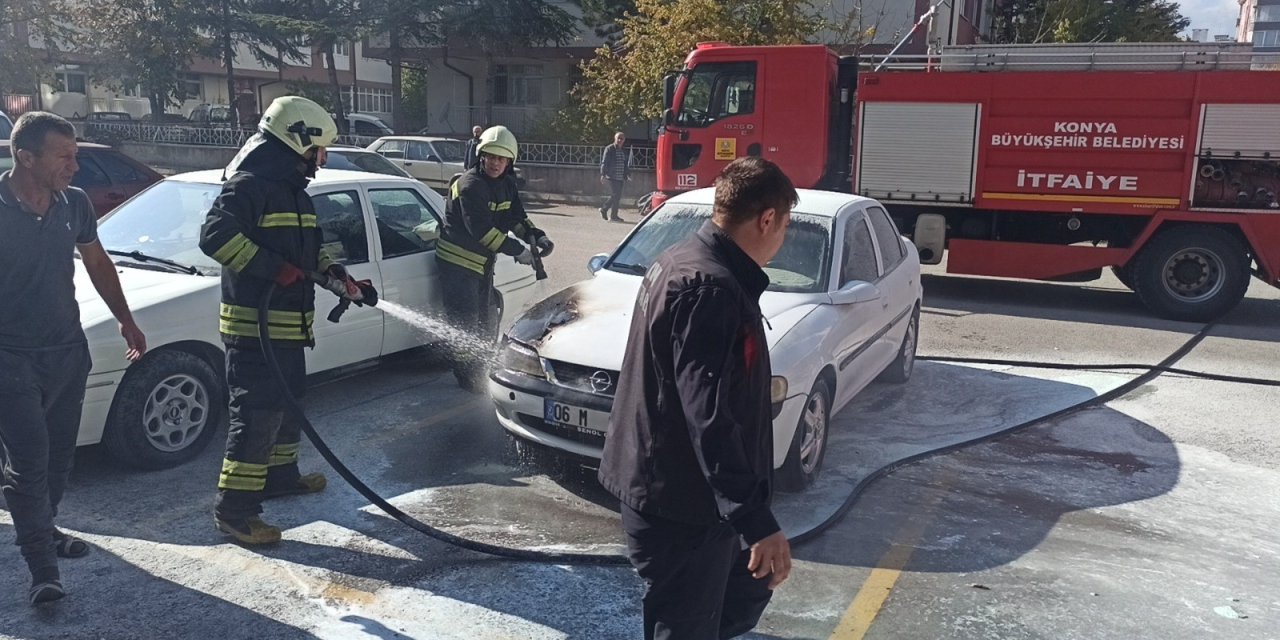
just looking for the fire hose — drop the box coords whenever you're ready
[260,281,1271,562]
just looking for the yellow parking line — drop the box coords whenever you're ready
[829,467,958,639]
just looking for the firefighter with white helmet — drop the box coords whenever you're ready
[199,96,359,545]
[437,125,553,391]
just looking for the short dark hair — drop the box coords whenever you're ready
[11,111,76,155]
[713,157,798,227]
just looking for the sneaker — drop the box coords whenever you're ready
[262,473,327,500]
[599,207,608,220]
[215,515,282,545]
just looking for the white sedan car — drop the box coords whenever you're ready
[79,168,538,469]
[489,188,923,490]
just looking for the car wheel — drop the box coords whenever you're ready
[1111,265,1136,291]
[778,379,831,492]
[878,305,919,384]
[1132,226,1250,322]
[102,350,223,470]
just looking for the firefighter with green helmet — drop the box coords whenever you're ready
[199,96,365,545]
[437,125,552,391]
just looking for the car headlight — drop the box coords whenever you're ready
[500,339,546,379]
[770,376,788,419]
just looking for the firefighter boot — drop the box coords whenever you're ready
[262,472,327,500]
[215,515,282,545]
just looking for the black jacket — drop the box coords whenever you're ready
[599,221,779,543]
[437,167,542,277]
[199,135,332,348]
[464,137,480,170]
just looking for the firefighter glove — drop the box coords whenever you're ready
[514,248,536,266]
[535,235,555,258]
[275,262,305,287]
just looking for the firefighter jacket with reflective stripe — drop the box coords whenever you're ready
[438,167,542,276]
[199,136,333,347]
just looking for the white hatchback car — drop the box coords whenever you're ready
[79,168,539,469]
[368,136,468,192]
[489,188,923,489]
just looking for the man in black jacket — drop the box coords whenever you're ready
[600,156,797,639]
[598,131,629,221]
[463,125,482,171]
[200,96,362,546]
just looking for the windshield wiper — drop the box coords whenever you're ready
[609,262,649,276]
[107,250,200,275]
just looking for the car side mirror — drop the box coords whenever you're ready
[830,281,880,305]
[587,253,609,274]
[663,108,675,127]
[663,73,677,110]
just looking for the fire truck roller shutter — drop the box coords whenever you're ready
[857,102,979,205]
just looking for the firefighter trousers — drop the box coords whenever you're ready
[215,345,307,522]
[437,259,500,388]
[0,345,91,575]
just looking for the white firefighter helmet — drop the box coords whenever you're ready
[259,96,338,157]
[476,125,518,162]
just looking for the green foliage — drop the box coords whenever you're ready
[441,0,579,50]
[573,0,823,131]
[992,0,1190,44]
[286,80,344,112]
[400,68,431,131]
[0,0,77,95]
[573,0,635,41]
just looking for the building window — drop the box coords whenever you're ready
[179,74,202,101]
[334,41,350,56]
[1258,5,1280,22]
[1257,29,1280,47]
[343,86,392,114]
[55,72,87,94]
[492,64,544,106]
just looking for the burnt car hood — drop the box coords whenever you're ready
[505,270,824,372]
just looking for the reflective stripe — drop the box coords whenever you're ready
[488,201,512,212]
[268,443,300,467]
[513,220,538,238]
[318,249,335,273]
[480,228,507,251]
[450,181,461,200]
[259,213,317,228]
[219,304,314,340]
[219,458,267,491]
[437,240,488,274]
[210,233,260,273]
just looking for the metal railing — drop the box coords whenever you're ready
[79,121,378,148]
[520,141,656,170]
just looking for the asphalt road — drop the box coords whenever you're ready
[1,200,1277,639]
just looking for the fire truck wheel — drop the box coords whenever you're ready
[1110,265,1136,291]
[778,379,831,492]
[1132,226,1250,322]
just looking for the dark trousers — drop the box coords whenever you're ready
[622,504,773,640]
[214,345,307,521]
[602,179,625,219]
[0,345,91,575]
[437,260,499,379]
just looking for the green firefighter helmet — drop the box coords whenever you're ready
[476,125,518,162]
[259,96,338,157]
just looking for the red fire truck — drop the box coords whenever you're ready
[654,43,1280,321]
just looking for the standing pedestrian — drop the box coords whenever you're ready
[0,112,147,605]
[599,131,630,221]
[600,156,797,639]
[464,125,483,171]
[200,96,361,546]
[437,125,552,392]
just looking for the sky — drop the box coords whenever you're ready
[1178,0,1244,38]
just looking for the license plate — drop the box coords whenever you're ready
[544,399,601,434]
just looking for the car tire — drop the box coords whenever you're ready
[1132,226,1251,322]
[778,379,831,492]
[878,305,919,384]
[102,350,224,470]
[1111,265,1136,291]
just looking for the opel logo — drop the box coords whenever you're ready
[589,370,614,393]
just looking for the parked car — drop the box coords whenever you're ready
[368,136,469,192]
[0,141,161,217]
[0,110,13,140]
[188,104,235,127]
[76,168,540,469]
[338,112,395,138]
[324,145,413,179]
[82,111,134,143]
[489,188,923,489]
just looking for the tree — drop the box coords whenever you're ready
[199,0,308,125]
[364,0,449,133]
[992,0,1189,44]
[573,0,635,41]
[74,0,205,116]
[0,0,76,97]
[573,0,823,131]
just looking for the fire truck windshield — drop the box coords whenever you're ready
[675,62,757,128]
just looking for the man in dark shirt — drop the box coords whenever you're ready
[600,156,797,639]
[598,131,630,221]
[463,125,483,171]
[0,112,146,606]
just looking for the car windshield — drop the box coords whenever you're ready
[326,150,411,178]
[0,147,12,171]
[0,117,12,140]
[607,204,832,293]
[97,180,224,275]
[431,140,466,163]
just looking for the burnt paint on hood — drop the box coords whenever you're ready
[507,283,586,347]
